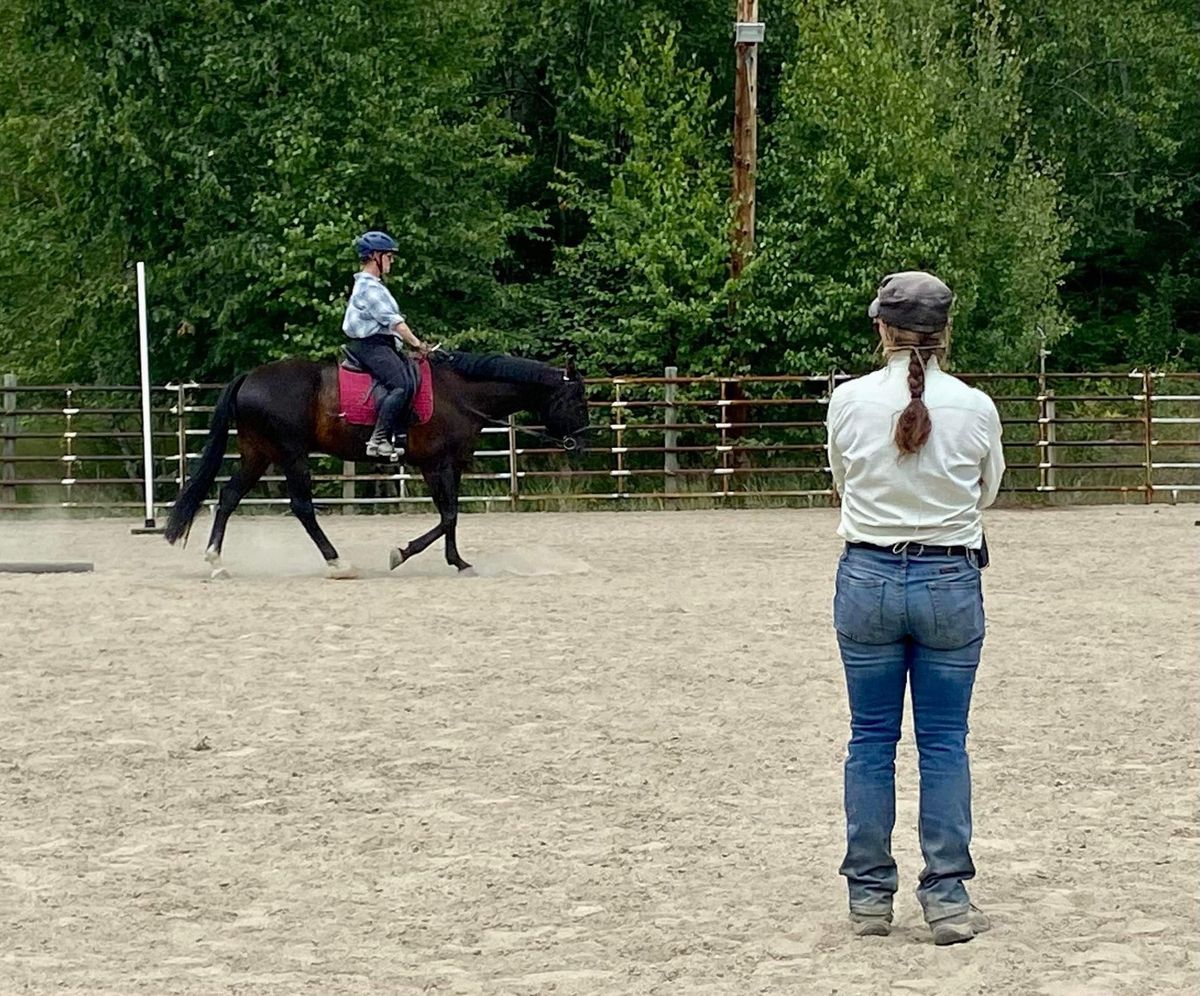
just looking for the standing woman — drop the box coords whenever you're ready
[826,271,1005,946]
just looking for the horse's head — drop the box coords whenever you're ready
[542,358,591,453]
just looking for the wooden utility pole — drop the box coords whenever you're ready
[732,2,763,280]
[728,6,764,469]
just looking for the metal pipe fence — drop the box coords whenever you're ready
[2,369,1198,512]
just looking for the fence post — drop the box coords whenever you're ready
[827,369,839,504]
[342,461,357,514]
[663,366,678,493]
[1142,368,1155,504]
[1044,390,1056,491]
[2,373,16,507]
[1036,330,1053,496]
[718,379,730,499]
[175,382,189,494]
[1037,361,1046,492]
[508,414,519,509]
[63,387,76,508]
[613,382,626,499]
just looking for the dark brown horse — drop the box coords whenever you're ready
[163,351,590,577]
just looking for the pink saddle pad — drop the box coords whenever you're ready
[338,367,377,426]
[338,357,434,427]
[412,355,433,424]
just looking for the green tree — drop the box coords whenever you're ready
[484,0,734,266]
[1005,0,1200,367]
[742,0,1072,372]
[543,23,734,373]
[1,0,1196,383]
[0,0,528,382]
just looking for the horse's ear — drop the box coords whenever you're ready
[564,355,577,380]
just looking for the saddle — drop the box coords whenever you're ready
[338,347,434,427]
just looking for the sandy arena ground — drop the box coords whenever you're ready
[0,506,1197,995]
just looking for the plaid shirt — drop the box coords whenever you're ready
[342,271,406,339]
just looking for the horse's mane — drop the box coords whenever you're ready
[434,350,564,388]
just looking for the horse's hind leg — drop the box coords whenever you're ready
[389,519,445,569]
[205,442,269,576]
[281,454,356,579]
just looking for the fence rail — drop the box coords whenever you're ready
[2,369,1198,512]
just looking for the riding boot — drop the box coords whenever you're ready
[365,422,396,458]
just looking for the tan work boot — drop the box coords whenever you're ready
[849,911,893,937]
[929,905,991,946]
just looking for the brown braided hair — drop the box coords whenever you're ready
[879,321,950,455]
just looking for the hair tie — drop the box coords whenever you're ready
[883,344,940,356]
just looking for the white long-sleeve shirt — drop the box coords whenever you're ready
[826,353,1005,547]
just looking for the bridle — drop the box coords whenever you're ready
[456,399,597,451]
[421,344,599,450]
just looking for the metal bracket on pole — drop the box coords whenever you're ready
[735,22,765,44]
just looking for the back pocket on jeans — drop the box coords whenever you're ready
[926,577,985,649]
[834,573,889,644]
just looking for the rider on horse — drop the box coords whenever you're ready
[342,230,431,457]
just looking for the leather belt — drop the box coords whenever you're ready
[847,541,976,558]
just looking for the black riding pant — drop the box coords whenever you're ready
[345,335,415,436]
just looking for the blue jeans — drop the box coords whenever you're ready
[833,544,985,922]
[345,335,416,436]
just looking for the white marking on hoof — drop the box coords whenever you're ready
[210,567,231,581]
[389,548,405,571]
[204,547,221,566]
[326,559,359,580]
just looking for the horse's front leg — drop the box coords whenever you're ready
[389,461,470,572]
[390,461,448,569]
[439,465,470,573]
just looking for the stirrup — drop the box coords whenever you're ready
[365,425,392,457]
[366,431,405,461]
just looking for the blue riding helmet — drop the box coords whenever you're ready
[356,230,398,261]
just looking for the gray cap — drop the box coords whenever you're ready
[867,271,953,333]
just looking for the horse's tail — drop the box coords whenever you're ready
[164,374,246,546]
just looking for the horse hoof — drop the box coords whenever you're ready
[389,548,406,571]
[326,559,359,580]
[457,564,476,576]
[204,547,221,566]
[210,567,231,581]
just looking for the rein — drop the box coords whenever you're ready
[457,400,597,451]
[426,344,596,450]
